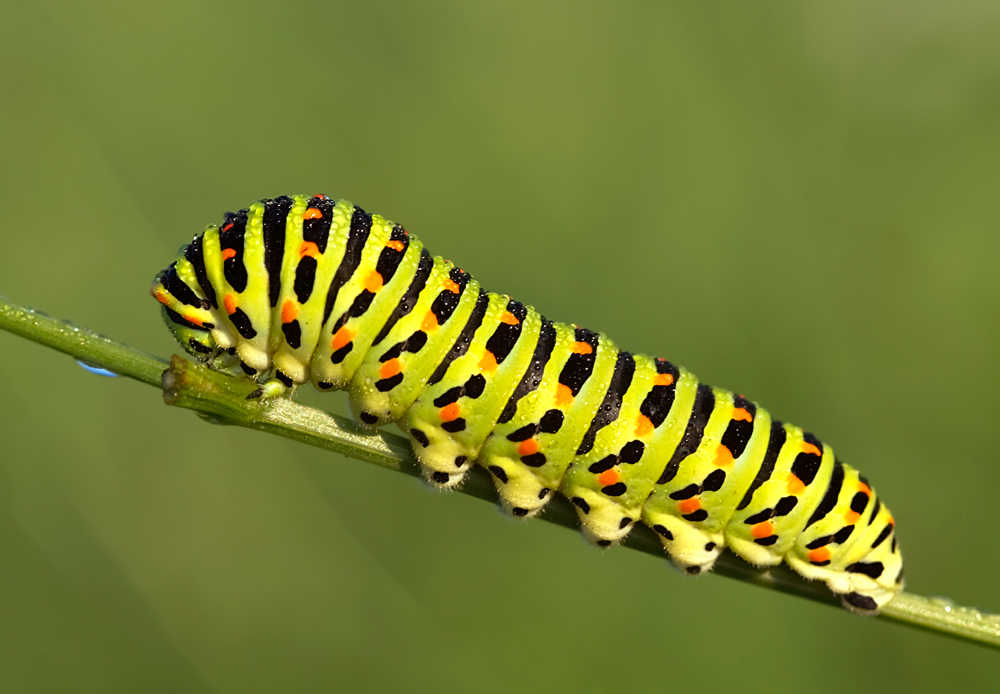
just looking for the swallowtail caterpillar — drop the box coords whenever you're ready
[152,195,903,613]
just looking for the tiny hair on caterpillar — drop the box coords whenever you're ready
[152,195,903,613]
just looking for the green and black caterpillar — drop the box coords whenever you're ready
[152,195,903,612]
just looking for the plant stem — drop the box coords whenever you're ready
[2,293,998,650]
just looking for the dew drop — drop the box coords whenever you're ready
[76,360,118,377]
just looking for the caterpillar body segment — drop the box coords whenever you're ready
[152,195,904,613]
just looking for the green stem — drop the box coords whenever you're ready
[2,294,998,650]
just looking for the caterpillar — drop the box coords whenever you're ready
[151,195,903,613]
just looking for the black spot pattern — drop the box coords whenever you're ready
[639,359,680,428]
[497,320,556,424]
[263,198,292,306]
[282,319,302,349]
[485,299,527,363]
[410,428,430,447]
[330,341,353,364]
[294,256,317,303]
[558,328,599,396]
[165,307,212,332]
[657,384,715,485]
[619,440,644,463]
[720,396,756,459]
[374,225,410,284]
[427,291,490,386]
[843,593,878,611]
[790,433,823,486]
[602,482,627,496]
[433,386,464,407]
[464,374,486,399]
[373,250,433,345]
[161,264,207,309]
[805,459,844,527]
[850,491,870,515]
[375,373,404,392]
[576,352,636,455]
[521,453,546,468]
[737,421,786,511]
[220,210,249,292]
[429,266,471,325]
[229,307,256,339]
[846,561,884,579]
[188,338,211,354]
[322,207,372,325]
[653,525,673,540]
[871,524,893,549]
[539,409,564,434]
[303,196,334,252]
[184,235,217,308]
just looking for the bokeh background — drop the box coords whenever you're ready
[2,1,999,691]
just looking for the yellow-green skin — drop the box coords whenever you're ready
[152,195,904,612]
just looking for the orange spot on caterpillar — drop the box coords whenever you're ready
[500,311,520,326]
[386,239,405,252]
[439,402,461,422]
[332,326,355,351]
[299,241,320,259]
[845,510,861,524]
[365,270,383,293]
[786,474,806,495]
[442,279,460,294]
[421,311,438,332]
[518,439,539,456]
[654,373,675,387]
[224,294,237,315]
[313,194,327,200]
[303,207,323,220]
[221,223,234,233]
[808,547,831,563]
[183,314,203,327]
[222,248,237,260]
[479,351,498,374]
[732,407,752,422]
[802,442,822,457]
[752,522,774,539]
[714,445,734,467]
[281,300,298,324]
[555,384,573,406]
[152,288,171,306]
[678,498,701,515]
[857,481,872,496]
[887,516,895,527]
[571,341,593,355]
[380,358,402,379]
[598,469,620,487]
[634,414,654,437]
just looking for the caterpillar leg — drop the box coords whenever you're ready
[246,379,292,400]
[644,512,725,575]
[405,422,472,489]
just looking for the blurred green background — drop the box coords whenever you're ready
[2,1,999,691]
